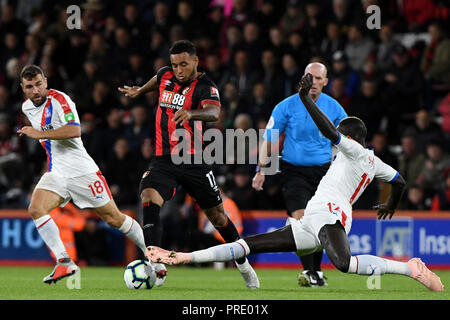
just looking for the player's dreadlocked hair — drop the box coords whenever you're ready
[337,116,367,144]
[169,40,197,56]
[20,65,45,82]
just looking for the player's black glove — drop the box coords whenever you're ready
[373,203,395,220]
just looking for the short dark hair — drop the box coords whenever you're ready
[169,40,196,56]
[20,65,45,82]
[427,139,443,149]
[337,116,367,143]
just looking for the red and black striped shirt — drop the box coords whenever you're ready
[155,66,221,157]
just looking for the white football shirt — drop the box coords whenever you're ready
[305,133,398,222]
[22,89,99,177]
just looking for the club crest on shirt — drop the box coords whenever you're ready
[182,87,190,95]
[44,108,52,119]
[210,86,219,98]
[368,156,375,167]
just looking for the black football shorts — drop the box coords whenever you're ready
[139,157,222,209]
[280,160,330,216]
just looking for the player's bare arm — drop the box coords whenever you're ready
[373,174,406,220]
[118,75,158,98]
[298,73,340,144]
[17,124,81,140]
[173,103,219,126]
[252,139,272,191]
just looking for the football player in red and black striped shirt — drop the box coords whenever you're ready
[119,40,259,288]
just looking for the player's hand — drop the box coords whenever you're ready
[373,203,395,220]
[298,73,313,98]
[118,85,141,98]
[173,109,192,126]
[17,126,43,139]
[252,171,265,191]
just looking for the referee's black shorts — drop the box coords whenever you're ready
[280,160,330,216]
[139,156,222,210]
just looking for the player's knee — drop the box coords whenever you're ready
[331,253,350,273]
[204,207,227,227]
[140,188,163,206]
[290,209,304,220]
[212,215,228,227]
[28,205,44,220]
[140,189,153,202]
[210,213,227,227]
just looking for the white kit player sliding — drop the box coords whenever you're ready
[18,65,167,285]
[147,73,444,292]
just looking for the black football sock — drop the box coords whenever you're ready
[313,250,323,271]
[299,253,314,271]
[142,202,162,247]
[215,217,246,264]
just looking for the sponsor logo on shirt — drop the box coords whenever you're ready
[41,124,54,131]
[160,90,185,109]
[64,112,75,122]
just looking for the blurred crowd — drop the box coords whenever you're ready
[1,0,450,219]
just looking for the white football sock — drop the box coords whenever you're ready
[190,239,250,263]
[34,215,69,261]
[118,214,146,254]
[348,255,412,276]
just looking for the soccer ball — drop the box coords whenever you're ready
[124,260,156,290]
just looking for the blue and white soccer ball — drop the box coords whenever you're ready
[124,260,156,290]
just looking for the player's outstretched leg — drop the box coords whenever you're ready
[319,222,444,292]
[146,225,299,289]
[146,240,251,266]
[347,255,444,292]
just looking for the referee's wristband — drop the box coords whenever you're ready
[255,166,264,174]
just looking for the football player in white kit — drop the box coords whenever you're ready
[146,73,444,291]
[18,65,167,285]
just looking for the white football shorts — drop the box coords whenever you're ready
[287,203,352,255]
[35,171,112,209]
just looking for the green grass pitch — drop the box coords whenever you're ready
[0,266,448,300]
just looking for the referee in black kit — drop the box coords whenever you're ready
[252,62,347,286]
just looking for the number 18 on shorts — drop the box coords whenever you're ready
[35,171,112,209]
